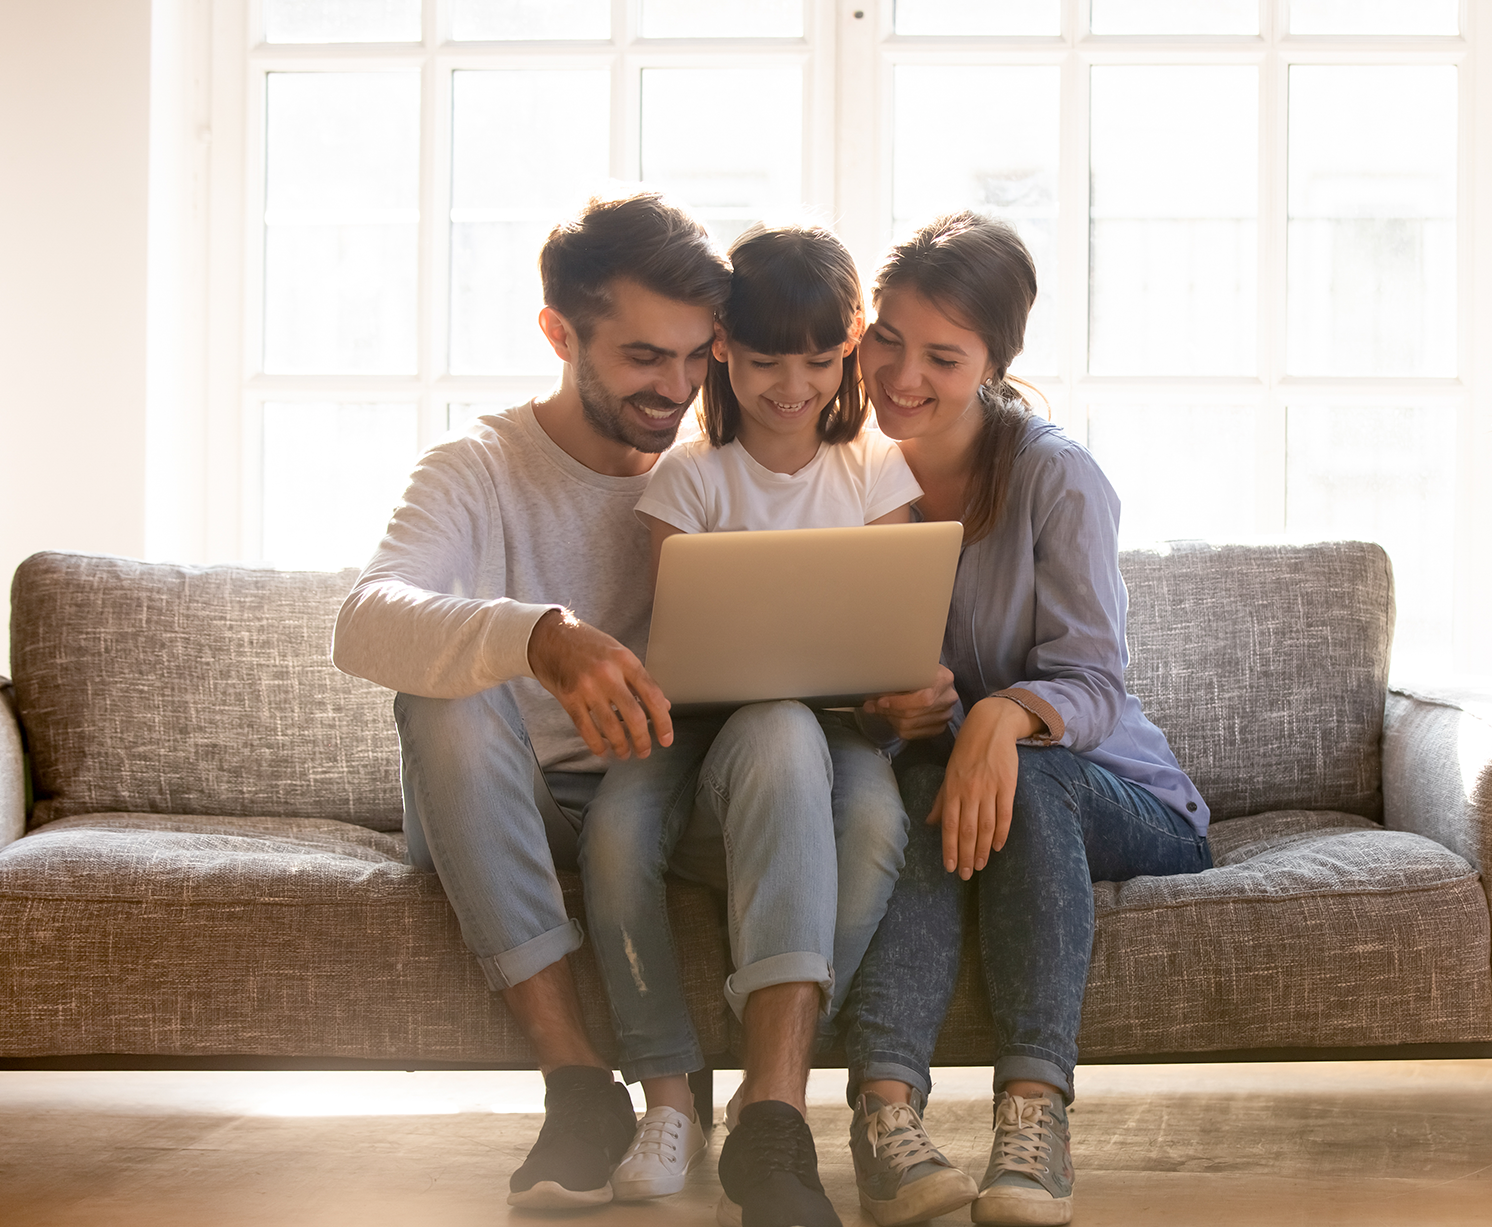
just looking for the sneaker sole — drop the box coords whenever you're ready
[507,1180,614,1210]
[859,1167,979,1226]
[611,1143,706,1201]
[971,1187,1074,1226]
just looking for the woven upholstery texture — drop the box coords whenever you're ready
[0,813,731,1061]
[11,553,404,831]
[1118,542,1393,822]
[930,810,1491,1063]
[1384,688,1492,901]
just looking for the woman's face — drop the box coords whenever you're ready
[861,285,994,445]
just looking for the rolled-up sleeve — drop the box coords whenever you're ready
[994,448,1129,753]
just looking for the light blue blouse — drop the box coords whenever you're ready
[942,416,1210,833]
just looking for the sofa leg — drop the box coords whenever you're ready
[689,1066,714,1131]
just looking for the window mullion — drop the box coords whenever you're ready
[1257,18,1287,534]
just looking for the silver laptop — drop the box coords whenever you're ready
[644,520,963,711]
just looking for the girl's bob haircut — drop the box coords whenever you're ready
[701,224,866,448]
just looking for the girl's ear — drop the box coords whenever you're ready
[711,319,730,363]
[844,308,866,352]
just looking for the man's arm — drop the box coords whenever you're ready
[526,609,673,759]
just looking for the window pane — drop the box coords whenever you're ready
[262,403,418,568]
[894,0,1060,35]
[1286,404,1456,678]
[892,66,1060,374]
[1086,405,1257,545]
[1290,0,1458,35]
[1090,0,1255,34]
[1090,66,1257,376]
[450,0,610,40]
[264,73,420,375]
[265,0,421,42]
[450,70,610,376]
[642,0,802,38]
[1287,66,1457,377]
[641,68,802,247]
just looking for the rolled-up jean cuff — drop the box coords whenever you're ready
[723,952,833,1020]
[621,1050,706,1086]
[994,1054,1074,1104]
[847,1058,930,1111]
[478,917,584,991]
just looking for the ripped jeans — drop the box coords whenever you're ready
[579,702,909,1085]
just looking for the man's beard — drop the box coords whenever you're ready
[573,344,695,455]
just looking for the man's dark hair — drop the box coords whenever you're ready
[538,192,731,340]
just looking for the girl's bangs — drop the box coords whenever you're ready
[726,273,855,357]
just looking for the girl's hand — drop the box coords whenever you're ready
[927,696,1044,878]
[862,665,958,740]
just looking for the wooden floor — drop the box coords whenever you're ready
[1,1061,1488,1226]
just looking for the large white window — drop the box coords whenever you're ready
[189,0,1488,681]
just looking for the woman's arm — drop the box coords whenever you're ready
[929,695,1045,877]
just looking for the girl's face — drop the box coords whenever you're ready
[861,285,995,446]
[714,331,854,445]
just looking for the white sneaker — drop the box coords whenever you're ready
[610,1105,708,1201]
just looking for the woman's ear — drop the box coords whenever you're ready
[711,319,730,364]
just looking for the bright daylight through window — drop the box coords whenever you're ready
[245,0,1473,679]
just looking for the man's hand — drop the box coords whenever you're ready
[927,695,1044,879]
[527,609,673,760]
[861,665,958,741]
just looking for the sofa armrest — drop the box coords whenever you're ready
[1383,686,1492,878]
[0,679,24,849]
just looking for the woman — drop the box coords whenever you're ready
[839,212,1213,1227]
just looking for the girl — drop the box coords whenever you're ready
[578,224,922,1215]
[839,213,1214,1227]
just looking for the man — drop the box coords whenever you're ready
[333,192,847,1227]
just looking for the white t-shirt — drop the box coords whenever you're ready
[635,431,923,533]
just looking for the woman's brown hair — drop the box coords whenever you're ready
[701,224,866,448]
[873,212,1040,544]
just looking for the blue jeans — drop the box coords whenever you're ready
[395,686,617,991]
[841,743,1212,1107]
[579,703,909,1084]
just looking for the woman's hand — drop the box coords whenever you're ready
[928,695,1044,878]
[861,665,958,740]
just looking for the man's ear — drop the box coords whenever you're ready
[538,306,578,363]
[711,319,730,364]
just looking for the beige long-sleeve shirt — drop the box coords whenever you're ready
[332,401,655,774]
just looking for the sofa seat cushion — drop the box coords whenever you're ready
[932,810,1492,1064]
[0,814,731,1062]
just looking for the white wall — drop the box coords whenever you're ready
[0,0,154,674]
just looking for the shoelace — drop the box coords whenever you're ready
[866,1102,948,1173]
[990,1095,1055,1176]
[627,1112,686,1159]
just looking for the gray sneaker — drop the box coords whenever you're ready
[971,1092,1074,1225]
[849,1092,978,1226]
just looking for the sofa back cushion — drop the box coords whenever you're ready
[10,542,1393,831]
[11,552,403,830]
[1119,541,1393,822]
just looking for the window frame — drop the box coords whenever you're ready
[191,0,1492,678]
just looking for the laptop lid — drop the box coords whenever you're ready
[644,520,963,710]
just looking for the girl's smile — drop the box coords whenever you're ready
[714,334,854,471]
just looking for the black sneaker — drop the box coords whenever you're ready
[507,1065,637,1209]
[715,1099,842,1227]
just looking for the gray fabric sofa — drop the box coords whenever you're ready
[2,545,1489,1072]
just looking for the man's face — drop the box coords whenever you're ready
[571,279,716,454]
